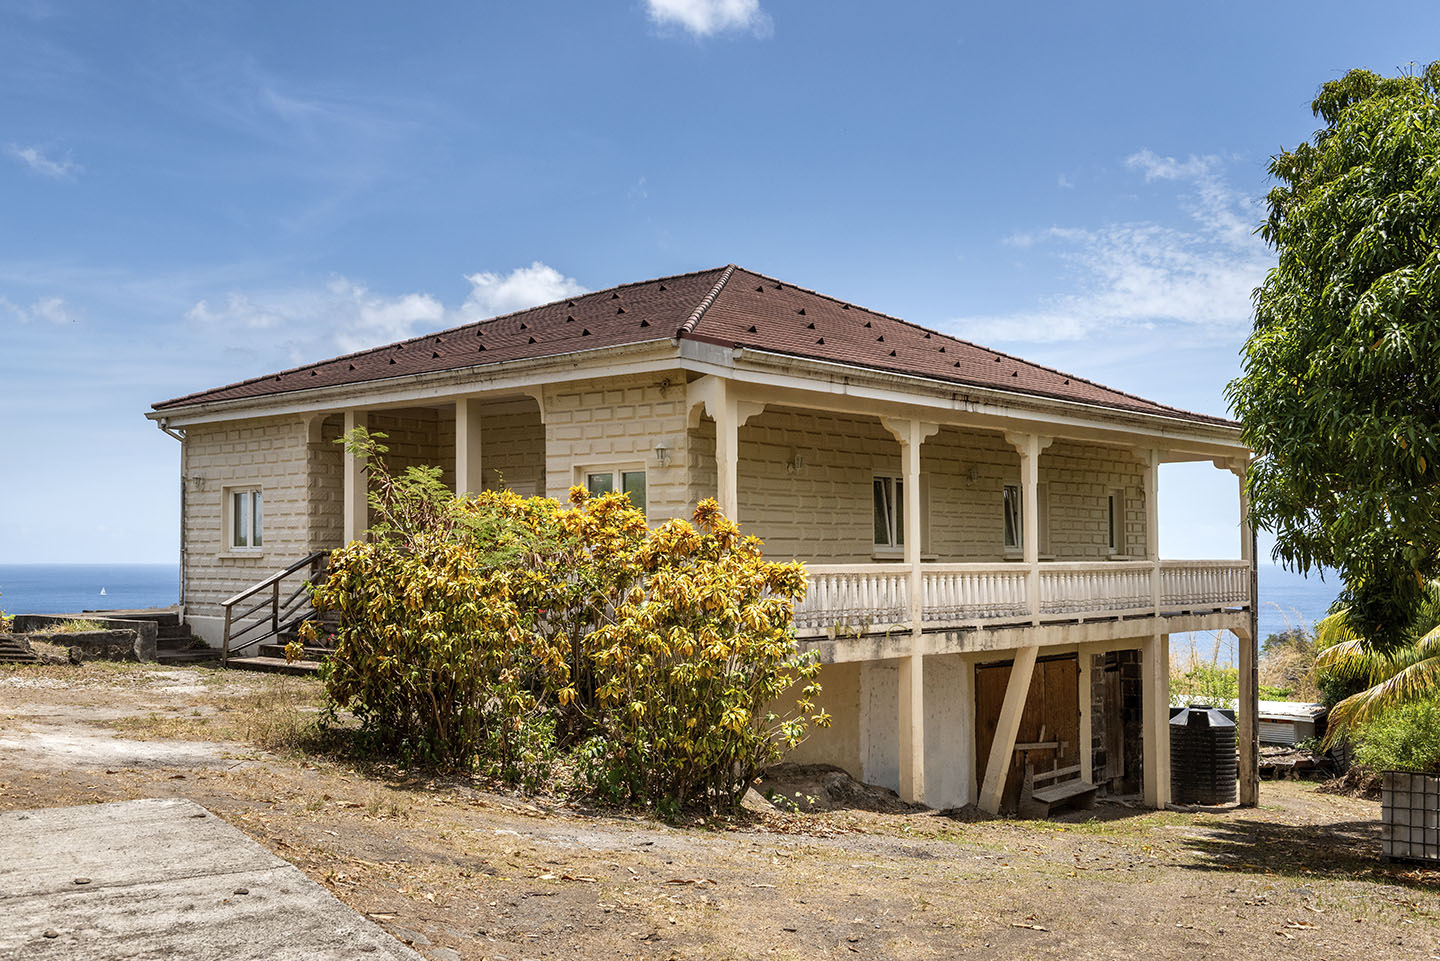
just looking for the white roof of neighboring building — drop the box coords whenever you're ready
[1257,700,1326,721]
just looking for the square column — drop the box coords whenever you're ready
[1004,432,1054,624]
[1141,630,1172,808]
[342,410,368,543]
[455,398,484,496]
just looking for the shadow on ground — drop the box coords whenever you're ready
[1183,815,1440,886]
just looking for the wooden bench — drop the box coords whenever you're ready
[1017,747,1099,819]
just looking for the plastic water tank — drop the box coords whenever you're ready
[1170,705,1237,805]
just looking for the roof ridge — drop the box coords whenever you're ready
[729,266,1213,423]
[676,263,736,339]
[153,264,733,411]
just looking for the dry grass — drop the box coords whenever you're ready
[33,618,108,634]
[105,674,328,754]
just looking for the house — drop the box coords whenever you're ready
[1257,700,1325,747]
[146,264,1259,814]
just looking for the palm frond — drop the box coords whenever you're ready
[1326,654,1440,738]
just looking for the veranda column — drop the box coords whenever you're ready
[1141,630,1172,808]
[1143,449,1161,613]
[1139,449,1170,808]
[715,390,739,520]
[455,398,484,496]
[342,410,368,543]
[1004,432,1053,623]
[896,419,926,805]
[1233,458,1259,806]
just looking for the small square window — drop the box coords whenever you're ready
[230,488,263,550]
[584,468,646,516]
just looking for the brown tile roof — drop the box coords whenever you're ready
[153,264,1234,427]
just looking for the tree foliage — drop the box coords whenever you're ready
[298,428,828,814]
[1312,578,1440,739]
[1227,63,1440,652]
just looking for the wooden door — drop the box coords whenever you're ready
[974,655,1080,813]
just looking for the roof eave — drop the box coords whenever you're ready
[146,338,683,426]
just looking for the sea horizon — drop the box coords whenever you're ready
[1,560,1338,631]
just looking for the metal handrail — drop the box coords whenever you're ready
[221,550,330,664]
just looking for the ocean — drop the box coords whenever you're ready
[0,564,180,616]
[0,561,1336,632]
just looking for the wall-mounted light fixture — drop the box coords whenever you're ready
[654,443,670,467]
[786,450,807,474]
[964,465,979,487]
[188,474,208,492]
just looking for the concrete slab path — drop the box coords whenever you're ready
[0,797,422,960]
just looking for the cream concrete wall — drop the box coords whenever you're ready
[1042,440,1146,558]
[309,414,344,551]
[543,372,690,521]
[479,400,545,496]
[369,408,455,492]
[687,407,1147,563]
[782,661,862,777]
[181,415,316,642]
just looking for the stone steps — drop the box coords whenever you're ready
[224,655,322,676]
[0,636,40,665]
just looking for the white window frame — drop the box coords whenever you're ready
[873,475,906,554]
[1002,483,1023,555]
[1003,481,1050,557]
[578,464,648,517]
[226,486,264,553]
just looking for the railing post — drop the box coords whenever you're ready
[271,580,281,636]
[221,604,232,665]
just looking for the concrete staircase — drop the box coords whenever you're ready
[224,613,338,676]
[0,635,40,664]
[84,609,220,665]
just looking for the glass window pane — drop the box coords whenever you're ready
[895,479,904,547]
[252,491,263,548]
[1003,485,1021,549]
[621,471,646,514]
[232,492,246,548]
[586,472,614,496]
[873,479,889,546]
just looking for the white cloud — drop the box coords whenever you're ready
[2,294,79,324]
[645,0,771,37]
[7,143,81,179]
[951,151,1271,344]
[457,262,587,321]
[184,262,586,363]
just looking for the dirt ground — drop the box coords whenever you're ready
[2,663,1436,961]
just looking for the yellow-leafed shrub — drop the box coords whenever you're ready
[299,428,827,813]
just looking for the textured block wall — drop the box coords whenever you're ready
[543,373,690,520]
[181,415,314,620]
[687,406,1148,563]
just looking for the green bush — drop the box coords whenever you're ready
[1351,699,1440,773]
[301,428,828,815]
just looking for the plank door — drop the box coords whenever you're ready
[974,655,1080,813]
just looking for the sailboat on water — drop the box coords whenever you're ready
[99,587,107,596]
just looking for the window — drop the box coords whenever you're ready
[1003,484,1022,551]
[1107,489,1125,553]
[873,476,904,549]
[229,488,263,551]
[585,469,646,514]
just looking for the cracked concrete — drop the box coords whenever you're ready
[0,798,422,961]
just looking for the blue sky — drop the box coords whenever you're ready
[1,0,1434,565]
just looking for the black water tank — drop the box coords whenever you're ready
[1170,705,1237,805]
